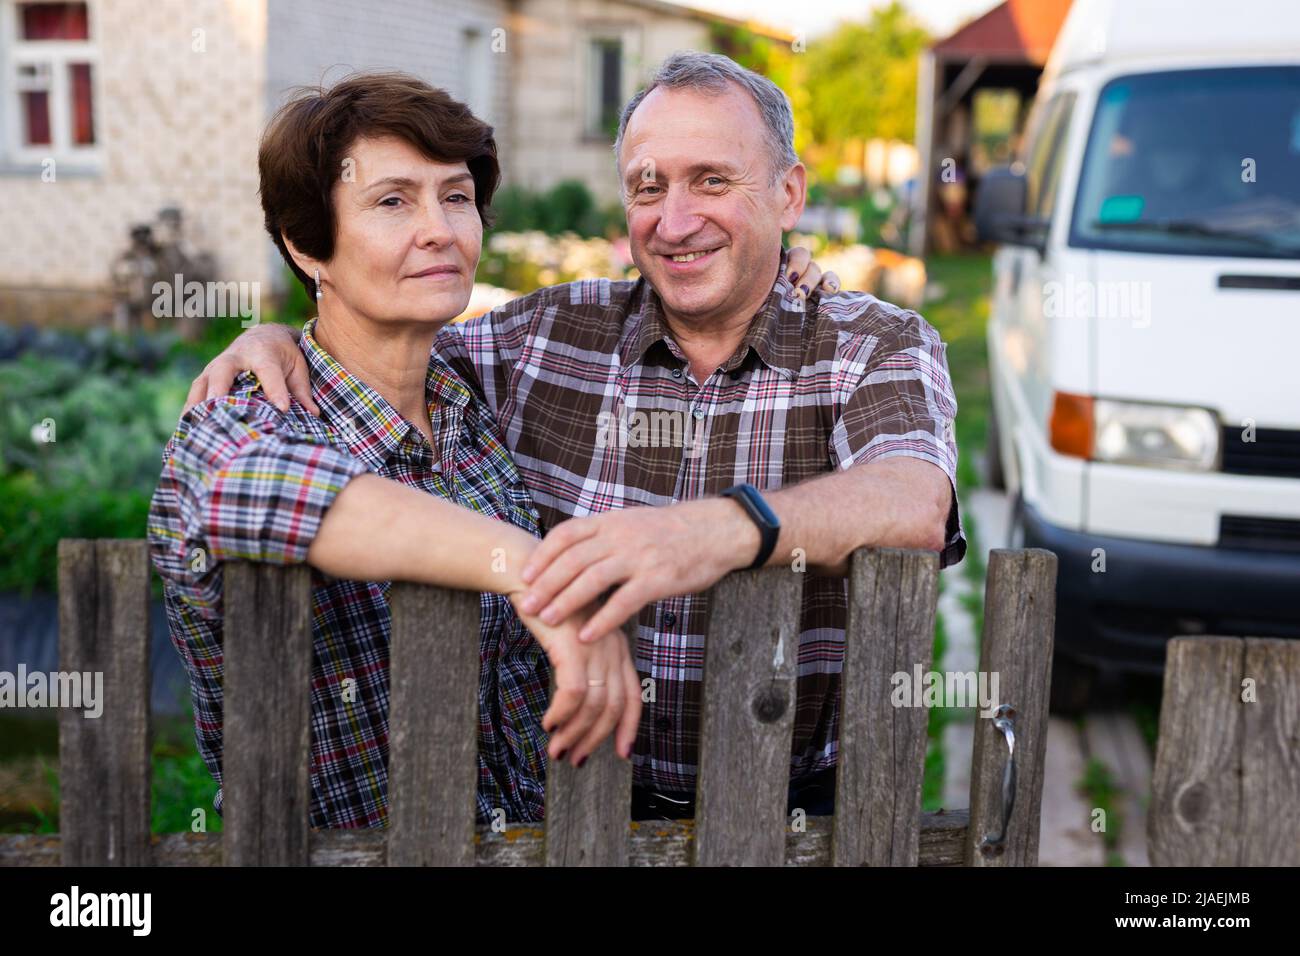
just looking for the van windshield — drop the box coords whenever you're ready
[1070,67,1300,258]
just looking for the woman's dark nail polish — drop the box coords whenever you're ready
[577,756,588,768]
[799,284,811,296]
[788,270,800,283]
[554,748,567,761]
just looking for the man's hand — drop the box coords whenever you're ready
[184,323,316,415]
[510,595,642,766]
[517,498,760,643]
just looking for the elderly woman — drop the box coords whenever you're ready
[147,74,641,829]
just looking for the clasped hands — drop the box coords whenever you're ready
[515,496,758,766]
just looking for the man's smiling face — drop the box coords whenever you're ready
[618,83,805,326]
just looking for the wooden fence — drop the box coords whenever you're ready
[0,539,1059,867]
[1149,636,1300,866]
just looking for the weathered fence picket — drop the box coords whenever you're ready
[695,567,804,866]
[966,549,1056,867]
[223,562,314,866]
[834,548,938,866]
[387,584,481,866]
[56,539,152,867]
[1,540,1063,867]
[1149,636,1300,866]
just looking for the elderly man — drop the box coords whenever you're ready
[189,52,966,820]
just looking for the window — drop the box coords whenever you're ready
[585,37,622,140]
[1069,67,1300,258]
[2,1,100,164]
[459,26,491,124]
[1033,93,1075,220]
[1021,91,1074,221]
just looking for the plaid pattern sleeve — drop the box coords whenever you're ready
[825,295,966,569]
[149,392,369,611]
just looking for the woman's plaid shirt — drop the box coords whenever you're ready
[147,319,551,828]
[436,248,968,794]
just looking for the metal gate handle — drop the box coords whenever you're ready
[978,703,1017,857]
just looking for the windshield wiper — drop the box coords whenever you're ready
[1090,219,1300,254]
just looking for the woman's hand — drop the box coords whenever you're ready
[785,246,841,299]
[185,322,317,415]
[509,594,641,768]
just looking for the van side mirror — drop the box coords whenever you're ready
[974,166,1048,253]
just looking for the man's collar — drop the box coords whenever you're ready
[299,317,469,471]
[619,247,806,378]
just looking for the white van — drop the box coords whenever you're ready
[974,0,1300,711]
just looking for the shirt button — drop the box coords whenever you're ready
[671,368,684,380]
[655,716,672,733]
[663,611,677,627]
[692,407,706,420]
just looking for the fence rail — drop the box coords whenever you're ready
[0,539,1060,867]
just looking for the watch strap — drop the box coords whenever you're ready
[719,483,780,570]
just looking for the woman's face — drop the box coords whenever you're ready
[321,134,481,327]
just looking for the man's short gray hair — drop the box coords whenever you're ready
[612,51,799,189]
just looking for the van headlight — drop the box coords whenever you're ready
[1092,399,1219,470]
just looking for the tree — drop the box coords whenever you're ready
[802,2,931,183]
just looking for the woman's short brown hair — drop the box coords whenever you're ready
[258,71,500,298]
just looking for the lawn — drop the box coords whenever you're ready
[915,253,994,812]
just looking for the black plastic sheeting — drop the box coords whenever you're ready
[0,593,191,717]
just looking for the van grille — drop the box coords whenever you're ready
[1221,426,1300,478]
[1219,515,1300,553]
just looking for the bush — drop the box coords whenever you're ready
[490,180,624,238]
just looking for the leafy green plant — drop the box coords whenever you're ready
[489,181,623,238]
[0,271,311,594]
[1078,756,1126,865]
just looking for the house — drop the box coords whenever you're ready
[0,0,789,324]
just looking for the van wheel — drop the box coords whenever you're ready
[985,403,1006,490]
[1049,654,1096,716]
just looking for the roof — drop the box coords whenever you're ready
[626,0,794,43]
[1046,0,1300,76]
[931,0,1073,64]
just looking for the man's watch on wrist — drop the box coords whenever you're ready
[719,483,780,571]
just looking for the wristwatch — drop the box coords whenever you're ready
[719,483,780,570]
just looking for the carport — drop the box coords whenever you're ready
[910,0,1074,255]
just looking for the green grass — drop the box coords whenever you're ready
[915,254,994,812]
[0,711,222,835]
[1078,754,1126,866]
[923,254,994,479]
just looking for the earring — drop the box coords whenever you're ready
[314,268,323,301]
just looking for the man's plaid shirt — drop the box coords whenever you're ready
[437,248,967,793]
[147,318,551,828]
